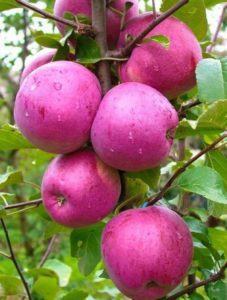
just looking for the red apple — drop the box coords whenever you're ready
[14,61,101,154]
[118,13,202,99]
[42,149,121,228]
[91,82,178,171]
[102,206,193,300]
[54,0,139,48]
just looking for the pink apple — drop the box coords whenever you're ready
[42,149,121,228]
[102,206,193,300]
[20,49,56,84]
[14,61,101,153]
[118,13,202,99]
[54,0,139,48]
[91,82,178,171]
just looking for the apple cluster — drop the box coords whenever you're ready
[14,1,202,299]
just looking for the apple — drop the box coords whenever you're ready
[91,82,178,172]
[102,206,193,300]
[118,13,202,99]
[14,61,101,154]
[42,149,121,228]
[54,0,139,48]
[20,49,56,84]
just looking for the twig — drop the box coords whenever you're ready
[178,99,201,118]
[108,0,189,58]
[152,0,157,20]
[167,262,227,300]
[92,0,112,94]
[0,250,11,259]
[15,0,93,36]
[148,133,227,206]
[39,235,57,267]
[0,219,32,300]
[207,4,227,53]
[4,199,42,210]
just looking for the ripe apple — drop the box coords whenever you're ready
[14,61,101,153]
[102,206,193,300]
[118,13,202,99]
[91,82,178,171]
[20,49,56,84]
[54,0,139,48]
[42,149,121,228]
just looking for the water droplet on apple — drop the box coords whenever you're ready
[128,131,134,143]
[110,148,115,153]
[138,148,143,155]
[57,114,62,122]
[25,112,29,118]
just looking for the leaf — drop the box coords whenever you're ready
[44,221,69,239]
[33,276,60,300]
[190,292,205,300]
[207,201,227,218]
[161,0,208,40]
[206,280,227,300]
[177,166,227,204]
[35,35,60,48]
[61,290,88,300]
[0,275,25,297]
[126,167,160,189]
[142,35,170,48]
[0,170,23,189]
[184,216,210,244]
[209,228,227,257]
[206,150,227,186]
[204,0,227,7]
[76,35,101,64]
[0,1,20,12]
[196,59,227,103]
[0,124,34,150]
[70,223,104,276]
[43,259,72,287]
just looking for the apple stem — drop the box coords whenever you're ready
[166,262,227,299]
[148,133,227,206]
[0,218,32,300]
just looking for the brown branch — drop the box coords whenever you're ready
[109,0,189,58]
[167,262,227,300]
[4,199,42,210]
[178,99,201,118]
[207,4,227,53]
[39,235,57,267]
[148,133,227,206]
[92,0,112,94]
[15,0,93,36]
[0,219,32,300]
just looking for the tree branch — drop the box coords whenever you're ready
[207,4,227,53]
[39,235,57,267]
[167,262,227,300]
[0,219,32,300]
[152,0,157,20]
[92,0,112,94]
[15,0,93,36]
[148,133,227,206]
[108,0,189,58]
[4,199,42,210]
[178,99,201,118]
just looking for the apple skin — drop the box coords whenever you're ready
[91,82,178,172]
[102,206,193,300]
[14,61,102,154]
[42,149,121,228]
[54,0,139,48]
[118,13,202,99]
[20,49,56,84]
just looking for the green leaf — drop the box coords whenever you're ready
[125,177,149,198]
[35,35,60,48]
[209,228,227,257]
[0,170,23,189]
[207,201,227,217]
[190,292,205,300]
[61,290,88,300]
[204,0,227,7]
[0,275,25,297]
[0,1,20,12]
[177,166,227,204]
[44,221,69,239]
[70,223,104,276]
[0,124,34,150]
[126,167,160,189]
[206,150,227,186]
[206,280,227,300]
[161,0,208,40]
[76,35,101,64]
[33,276,60,300]
[193,244,215,269]
[184,216,210,244]
[196,59,227,103]
[43,259,72,287]
[142,35,170,48]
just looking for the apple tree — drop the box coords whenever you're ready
[0,0,226,299]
